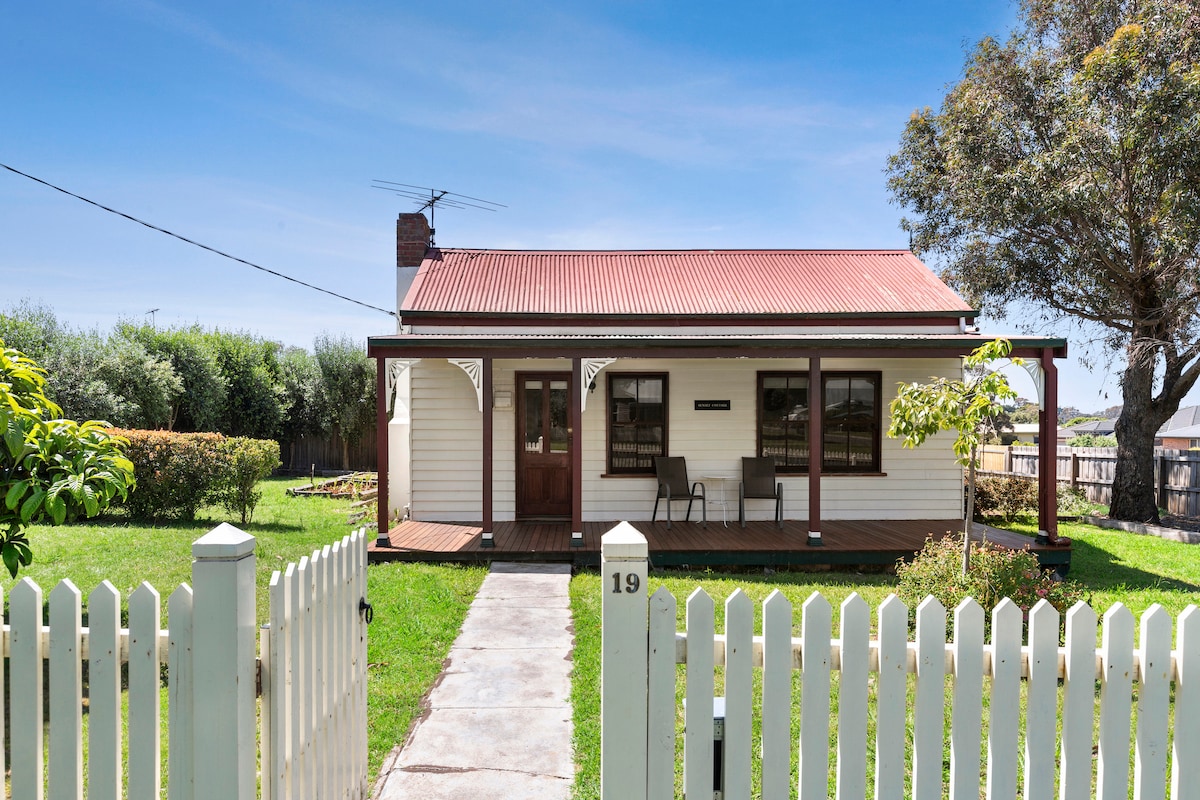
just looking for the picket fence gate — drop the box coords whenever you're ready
[599,523,1200,800]
[2,523,370,800]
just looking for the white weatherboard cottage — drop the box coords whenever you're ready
[368,213,1066,554]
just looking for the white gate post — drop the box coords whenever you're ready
[601,522,649,800]
[191,523,257,800]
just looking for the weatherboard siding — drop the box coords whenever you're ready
[408,357,963,522]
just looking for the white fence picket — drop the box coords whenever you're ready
[724,590,753,800]
[647,586,676,800]
[1098,603,1135,800]
[1135,605,1172,800]
[89,582,122,800]
[12,579,45,800]
[912,597,945,800]
[129,582,161,799]
[836,593,869,800]
[48,579,83,800]
[167,584,194,800]
[987,599,1022,800]
[1174,605,1200,800]
[1060,602,1097,800]
[328,542,343,796]
[949,598,983,800]
[799,593,832,800]
[760,590,792,800]
[683,588,714,800]
[266,565,292,800]
[300,554,317,799]
[316,544,332,800]
[874,595,907,800]
[1025,600,1060,800]
[353,529,370,798]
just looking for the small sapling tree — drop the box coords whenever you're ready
[888,338,1021,574]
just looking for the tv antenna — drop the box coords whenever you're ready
[371,180,505,246]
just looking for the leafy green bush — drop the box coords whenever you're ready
[2,340,135,576]
[218,437,282,524]
[1066,434,1116,447]
[1056,484,1102,517]
[896,535,1087,635]
[115,430,228,521]
[972,475,1039,522]
[117,430,281,523]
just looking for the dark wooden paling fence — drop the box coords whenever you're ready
[980,445,1200,517]
[278,429,378,474]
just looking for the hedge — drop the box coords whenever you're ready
[112,429,280,522]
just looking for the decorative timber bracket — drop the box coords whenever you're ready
[581,358,616,412]
[385,359,417,414]
[449,358,485,412]
[1020,360,1046,410]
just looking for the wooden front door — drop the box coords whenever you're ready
[517,373,572,518]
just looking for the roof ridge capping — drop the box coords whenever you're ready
[430,247,916,254]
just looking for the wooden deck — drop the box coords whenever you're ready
[369,517,1072,571]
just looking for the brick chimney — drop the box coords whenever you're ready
[396,213,430,267]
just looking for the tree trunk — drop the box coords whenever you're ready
[1109,356,1165,522]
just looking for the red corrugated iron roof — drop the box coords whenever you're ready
[402,249,973,318]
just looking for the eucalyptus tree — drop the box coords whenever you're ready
[888,0,1200,522]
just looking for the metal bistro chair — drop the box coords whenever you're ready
[652,457,706,529]
[739,456,783,528]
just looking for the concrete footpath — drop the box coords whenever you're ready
[372,562,575,800]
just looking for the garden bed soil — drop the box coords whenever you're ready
[288,471,378,499]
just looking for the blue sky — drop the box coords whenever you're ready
[0,0,1140,411]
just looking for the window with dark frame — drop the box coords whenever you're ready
[607,373,668,474]
[757,371,881,473]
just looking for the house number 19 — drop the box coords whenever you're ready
[611,572,641,594]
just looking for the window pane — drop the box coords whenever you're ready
[607,374,667,473]
[822,374,879,472]
[759,371,879,474]
[549,382,569,452]
[760,374,809,471]
[524,382,543,453]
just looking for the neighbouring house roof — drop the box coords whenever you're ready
[401,249,976,322]
[1159,423,1200,440]
[1067,419,1116,436]
[1158,405,1200,435]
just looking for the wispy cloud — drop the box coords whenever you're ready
[121,0,886,171]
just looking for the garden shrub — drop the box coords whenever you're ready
[115,430,227,520]
[896,535,1087,636]
[218,437,282,524]
[972,475,1039,522]
[1056,484,1101,517]
[114,430,279,522]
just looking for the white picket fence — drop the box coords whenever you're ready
[2,522,370,800]
[599,523,1200,800]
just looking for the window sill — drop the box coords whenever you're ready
[779,472,889,478]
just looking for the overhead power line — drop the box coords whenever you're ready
[0,162,397,318]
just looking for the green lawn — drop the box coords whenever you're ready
[569,520,1200,799]
[7,477,487,786]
